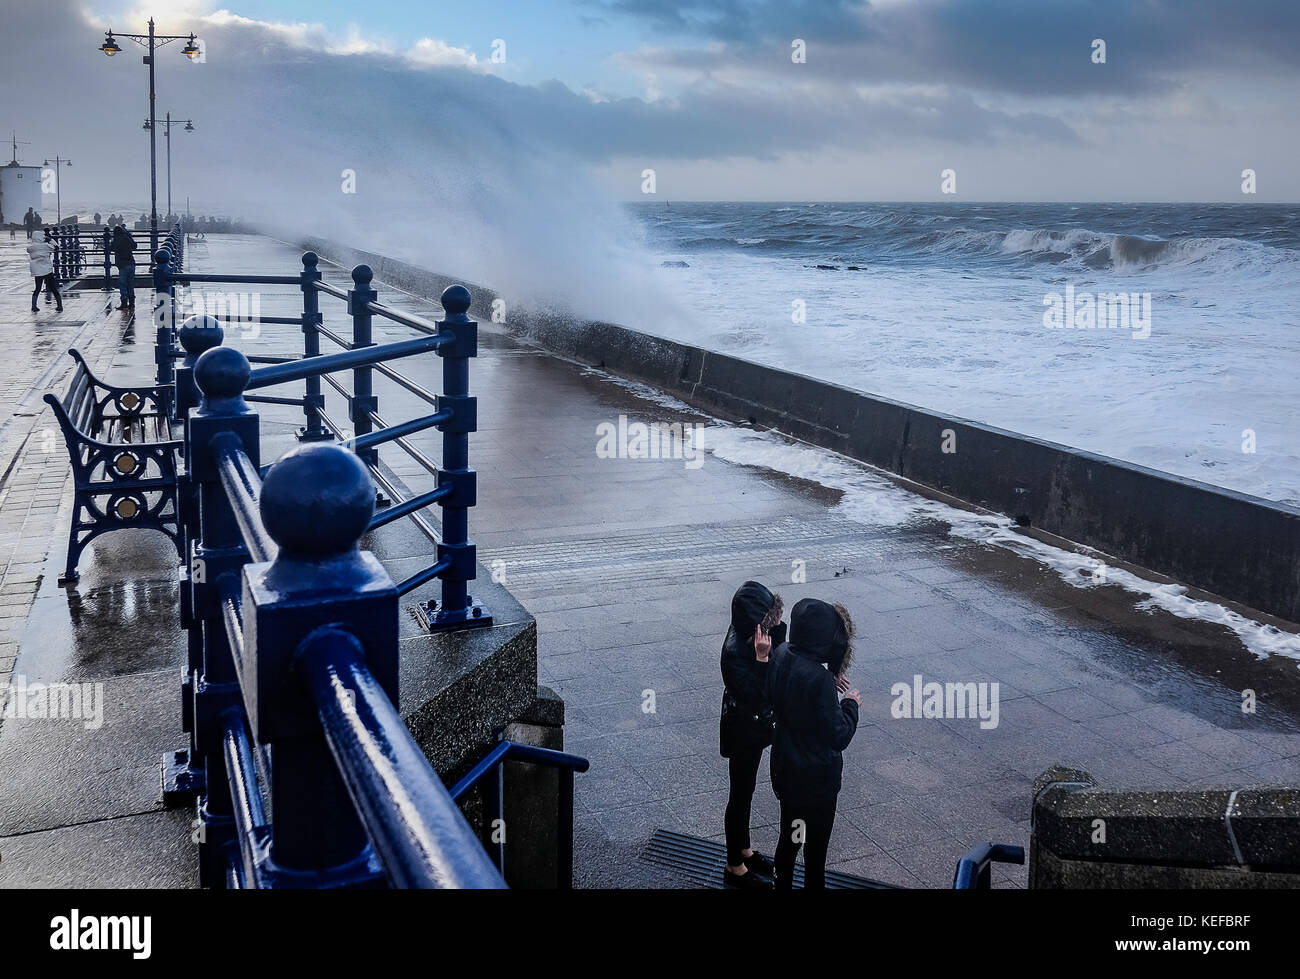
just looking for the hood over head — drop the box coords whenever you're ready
[730,580,781,646]
[789,597,850,673]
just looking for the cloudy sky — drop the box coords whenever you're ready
[6,0,1299,207]
[3,0,1296,310]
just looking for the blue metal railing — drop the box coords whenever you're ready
[951,842,1026,889]
[155,251,488,631]
[449,740,591,889]
[179,346,506,889]
[150,251,586,888]
[300,627,504,889]
[43,220,175,289]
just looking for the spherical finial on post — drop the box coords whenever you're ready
[155,247,172,267]
[440,285,472,319]
[194,346,251,412]
[260,444,375,559]
[177,314,224,360]
[302,251,319,270]
[352,264,373,286]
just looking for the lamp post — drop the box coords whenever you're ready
[99,21,200,261]
[43,156,72,224]
[144,113,194,221]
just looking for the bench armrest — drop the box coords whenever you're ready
[66,348,174,416]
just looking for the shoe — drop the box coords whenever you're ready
[31,306,38,312]
[56,306,64,313]
[723,867,773,890]
[743,851,775,877]
[116,304,129,310]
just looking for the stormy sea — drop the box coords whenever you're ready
[632,202,1300,506]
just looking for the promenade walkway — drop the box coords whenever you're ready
[1,233,1297,888]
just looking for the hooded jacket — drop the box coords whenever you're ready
[719,580,786,757]
[112,230,137,269]
[766,598,859,800]
[27,238,54,278]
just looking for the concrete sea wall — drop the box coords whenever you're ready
[1030,767,1300,886]
[301,238,1300,625]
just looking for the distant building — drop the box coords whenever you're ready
[0,157,42,227]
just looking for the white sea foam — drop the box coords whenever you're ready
[590,369,1300,662]
[701,426,1300,661]
[637,205,1300,506]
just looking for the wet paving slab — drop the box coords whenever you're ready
[1,233,1297,889]
[0,244,192,884]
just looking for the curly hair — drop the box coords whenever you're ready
[832,601,854,676]
[760,592,784,633]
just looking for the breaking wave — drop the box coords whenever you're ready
[640,202,1300,278]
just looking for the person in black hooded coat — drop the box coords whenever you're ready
[718,580,786,888]
[767,597,860,889]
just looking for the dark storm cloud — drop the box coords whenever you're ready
[592,0,1300,96]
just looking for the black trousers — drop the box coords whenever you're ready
[724,744,764,865]
[32,274,61,307]
[774,792,838,889]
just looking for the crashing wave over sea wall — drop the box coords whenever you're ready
[303,235,1300,627]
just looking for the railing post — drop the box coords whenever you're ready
[559,767,575,889]
[153,247,178,417]
[242,443,397,885]
[346,265,378,473]
[297,252,330,442]
[162,314,225,809]
[187,346,263,887]
[102,228,111,292]
[175,315,224,434]
[481,761,505,874]
[422,285,490,630]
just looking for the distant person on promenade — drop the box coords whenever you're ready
[93,212,102,226]
[111,225,137,310]
[28,229,63,313]
[23,207,35,239]
[719,580,785,889]
[767,598,860,889]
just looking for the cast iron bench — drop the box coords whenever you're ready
[44,348,183,583]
